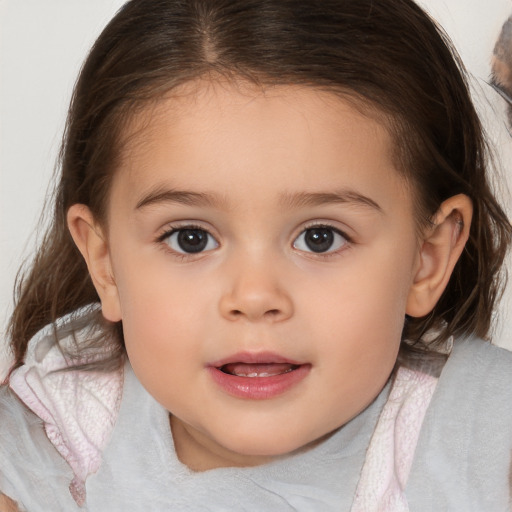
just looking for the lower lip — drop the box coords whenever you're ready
[207,364,311,400]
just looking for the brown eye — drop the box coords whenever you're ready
[164,228,218,254]
[293,226,347,254]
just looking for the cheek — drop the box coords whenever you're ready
[111,238,205,318]
[305,249,413,331]
[301,245,415,372]
[119,297,205,410]
[110,253,211,378]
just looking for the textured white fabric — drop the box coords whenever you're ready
[8,307,123,506]
[351,366,438,511]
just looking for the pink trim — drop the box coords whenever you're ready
[9,309,123,507]
[351,367,438,512]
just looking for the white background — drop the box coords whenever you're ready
[1,0,512,377]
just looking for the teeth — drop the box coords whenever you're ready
[244,371,288,378]
[221,363,298,377]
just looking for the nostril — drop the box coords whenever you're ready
[220,290,293,322]
[229,308,282,319]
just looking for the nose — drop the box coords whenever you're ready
[218,257,294,323]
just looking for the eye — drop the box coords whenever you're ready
[293,226,348,254]
[163,227,219,254]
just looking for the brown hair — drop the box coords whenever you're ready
[8,0,511,370]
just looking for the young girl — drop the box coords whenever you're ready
[1,0,512,510]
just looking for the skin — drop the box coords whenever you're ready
[0,494,19,512]
[68,80,472,471]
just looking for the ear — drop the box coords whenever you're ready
[406,194,472,318]
[67,204,122,322]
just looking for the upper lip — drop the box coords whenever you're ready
[208,351,304,368]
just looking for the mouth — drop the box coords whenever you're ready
[219,362,300,378]
[207,352,310,400]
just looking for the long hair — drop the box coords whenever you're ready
[8,0,511,369]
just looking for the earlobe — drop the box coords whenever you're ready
[406,194,472,318]
[67,204,122,322]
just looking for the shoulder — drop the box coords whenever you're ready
[440,335,512,408]
[406,336,512,510]
[449,334,512,372]
[0,384,77,510]
[0,384,48,466]
[0,385,76,506]
[428,335,512,438]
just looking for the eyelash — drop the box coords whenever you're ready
[156,223,216,260]
[156,222,353,259]
[293,223,352,259]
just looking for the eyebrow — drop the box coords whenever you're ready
[135,186,382,213]
[136,187,223,210]
[280,190,383,213]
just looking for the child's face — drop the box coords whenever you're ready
[102,81,423,469]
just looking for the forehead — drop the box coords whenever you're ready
[109,79,407,215]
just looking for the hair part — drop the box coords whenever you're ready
[7,0,511,370]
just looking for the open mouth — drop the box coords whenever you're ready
[208,352,310,399]
[219,362,300,378]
